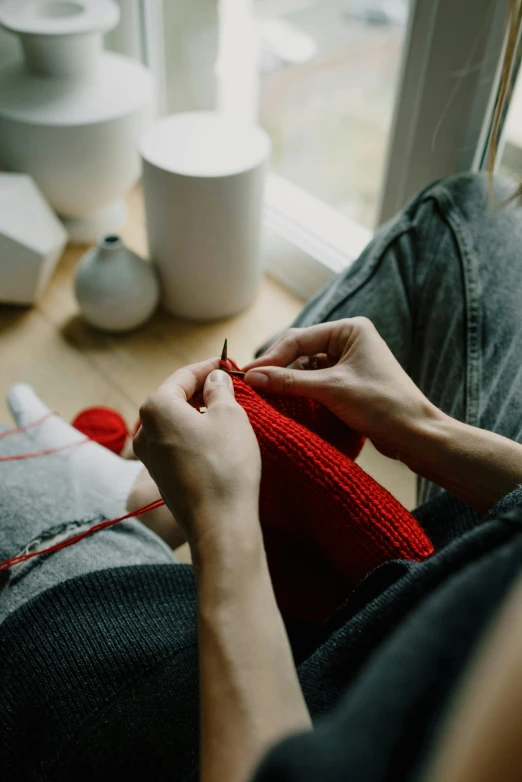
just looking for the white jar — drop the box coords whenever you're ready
[0,0,154,243]
[74,235,160,332]
[140,112,271,322]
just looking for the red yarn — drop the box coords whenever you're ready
[0,412,88,461]
[0,411,54,440]
[0,440,88,462]
[72,407,129,455]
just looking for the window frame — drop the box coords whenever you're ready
[121,0,511,300]
[378,0,510,224]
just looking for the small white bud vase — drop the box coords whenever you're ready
[74,235,160,332]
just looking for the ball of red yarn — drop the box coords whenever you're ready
[72,407,129,455]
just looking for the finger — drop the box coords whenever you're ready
[203,369,237,411]
[244,365,336,400]
[242,323,341,371]
[159,357,221,403]
[138,359,221,433]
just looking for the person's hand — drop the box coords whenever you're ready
[243,318,445,459]
[134,359,261,553]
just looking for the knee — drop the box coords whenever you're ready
[418,171,518,226]
[438,171,489,206]
[407,170,522,291]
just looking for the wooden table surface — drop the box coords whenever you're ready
[0,188,303,425]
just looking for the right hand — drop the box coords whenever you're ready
[134,360,261,554]
[243,318,445,459]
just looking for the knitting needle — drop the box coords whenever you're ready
[220,338,246,378]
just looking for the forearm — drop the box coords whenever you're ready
[193,506,312,782]
[401,413,522,514]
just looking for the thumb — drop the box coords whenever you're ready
[244,366,330,400]
[203,369,236,409]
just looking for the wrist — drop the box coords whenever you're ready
[190,502,264,577]
[396,403,453,473]
[194,526,268,610]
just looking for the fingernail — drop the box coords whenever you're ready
[208,369,230,385]
[245,371,269,388]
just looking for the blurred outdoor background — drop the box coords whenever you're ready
[256,0,409,228]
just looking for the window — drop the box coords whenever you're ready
[116,0,511,298]
[256,0,409,229]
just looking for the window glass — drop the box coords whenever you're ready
[257,0,411,228]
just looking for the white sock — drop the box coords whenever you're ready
[7,383,143,519]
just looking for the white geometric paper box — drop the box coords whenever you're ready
[0,173,67,305]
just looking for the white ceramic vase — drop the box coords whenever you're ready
[0,0,154,243]
[74,234,160,332]
[140,112,271,322]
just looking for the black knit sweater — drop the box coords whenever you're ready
[1,490,522,782]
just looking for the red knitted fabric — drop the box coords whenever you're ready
[231,378,434,622]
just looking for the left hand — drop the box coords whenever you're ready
[243,319,441,461]
[133,359,261,552]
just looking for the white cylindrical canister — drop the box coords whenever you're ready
[140,112,271,321]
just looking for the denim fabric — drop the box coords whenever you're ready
[291,173,522,502]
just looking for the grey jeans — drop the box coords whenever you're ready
[290,172,522,503]
[1,172,521,620]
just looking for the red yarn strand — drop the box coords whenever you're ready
[0,498,166,572]
[0,411,90,461]
[0,411,55,440]
[0,439,88,462]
